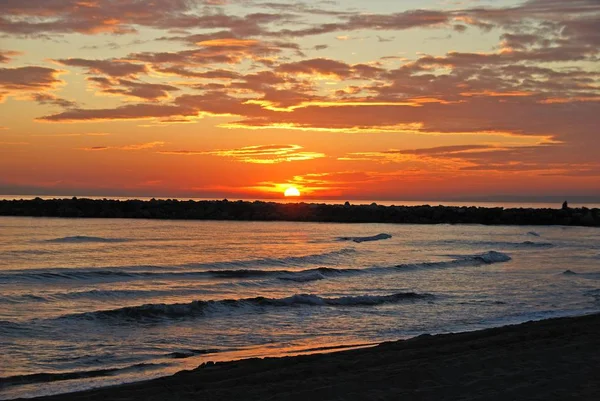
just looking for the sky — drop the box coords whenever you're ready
[0,0,599,200]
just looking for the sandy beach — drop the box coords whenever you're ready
[27,313,600,401]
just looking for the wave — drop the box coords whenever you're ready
[336,233,392,243]
[0,288,221,304]
[0,267,353,286]
[278,272,326,282]
[44,236,131,243]
[0,320,25,335]
[584,289,600,301]
[0,251,510,288]
[520,241,554,248]
[3,249,55,256]
[438,240,552,249]
[167,348,221,359]
[484,240,553,248]
[527,231,541,237]
[562,270,600,280]
[179,248,357,268]
[62,291,434,322]
[415,251,512,267]
[0,248,357,283]
[0,363,168,387]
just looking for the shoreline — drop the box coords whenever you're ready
[1,198,599,226]
[25,312,600,401]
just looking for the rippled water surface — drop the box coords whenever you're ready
[1,217,599,399]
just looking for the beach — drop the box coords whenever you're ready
[29,312,600,401]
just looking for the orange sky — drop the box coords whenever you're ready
[0,0,599,200]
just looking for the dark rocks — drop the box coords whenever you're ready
[0,198,598,226]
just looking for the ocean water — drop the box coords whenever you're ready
[1,217,599,399]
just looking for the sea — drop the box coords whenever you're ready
[1,216,599,399]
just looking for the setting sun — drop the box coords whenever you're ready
[284,187,301,197]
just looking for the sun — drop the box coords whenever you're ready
[284,187,301,197]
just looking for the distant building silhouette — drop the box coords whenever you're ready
[562,201,569,210]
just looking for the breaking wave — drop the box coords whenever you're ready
[0,251,510,286]
[62,292,434,322]
[0,248,357,283]
[562,270,600,280]
[438,240,552,249]
[336,233,392,243]
[167,349,221,359]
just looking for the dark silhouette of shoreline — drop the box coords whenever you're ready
[30,313,600,401]
[1,198,598,226]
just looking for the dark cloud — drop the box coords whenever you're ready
[0,66,65,102]
[1,0,599,46]
[0,50,22,63]
[0,66,64,90]
[87,77,180,100]
[55,58,148,78]
[31,93,77,108]
[129,37,295,72]
[38,103,193,122]
[276,58,384,80]
[0,0,258,35]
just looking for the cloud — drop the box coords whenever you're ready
[1,0,599,45]
[130,37,297,70]
[0,50,22,63]
[340,142,600,179]
[277,58,353,79]
[271,9,452,37]
[55,58,148,78]
[386,145,497,156]
[38,103,193,122]
[87,77,180,100]
[159,144,325,164]
[0,0,262,35]
[30,93,76,108]
[154,67,240,79]
[9,0,599,186]
[274,58,385,83]
[0,66,64,90]
[80,141,165,151]
[0,66,66,102]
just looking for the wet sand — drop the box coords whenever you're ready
[31,313,600,401]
